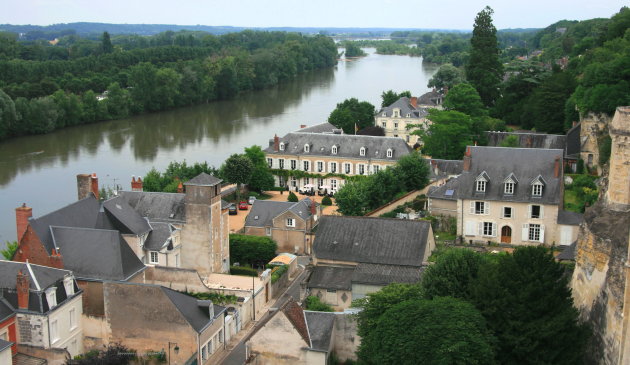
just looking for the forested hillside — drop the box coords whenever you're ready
[0,30,338,140]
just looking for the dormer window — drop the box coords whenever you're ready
[406,113,411,117]
[63,276,74,296]
[532,182,543,196]
[476,180,486,192]
[46,287,57,308]
[359,147,366,156]
[304,144,310,153]
[382,112,387,117]
[475,172,489,193]
[504,182,514,195]
[279,143,285,151]
[386,149,393,158]
[332,146,337,155]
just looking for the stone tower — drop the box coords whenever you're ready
[180,173,229,275]
[605,107,630,212]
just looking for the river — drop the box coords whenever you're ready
[0,48,438,245]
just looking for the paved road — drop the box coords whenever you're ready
[220,268,310,365]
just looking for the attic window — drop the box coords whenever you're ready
[332,146,338,155]
[254,215,259,220]
[63,276,74,296]
[279,143,285,151]
[386,149,393,158]
[532,182,543,196]
[476,180,486,193]
[359,147,366,156]
[406,113,411,117]
[304,144,310,153]
[45,287,57,308]
[382,112,386,117]
[504,182,514,195]
[169,213,175,218]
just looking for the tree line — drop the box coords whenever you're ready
[0,30,338,140]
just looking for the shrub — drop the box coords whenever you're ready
[321,195,332,206]
[305,295,334,312]
[229,234,277,267]
[230,266,258,277]
[186,291,238,304]
[271,264,289,283]
[287,191,298,202]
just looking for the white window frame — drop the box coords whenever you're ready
[502,206,512,219]
[279,159,284,169]
[50,319,59,343]
[504,182,514,195]
[331,179,337,189]
[480,222,496,237]
[265,227,272,236]
[381,122,386,128]
[291,160,297,170]
[64,276,74,296]
[279,143,285,151]
[470,201,488,215]
[358,164,365,175]
[331,146,338,155]
[149,251,159,264]
[476,180,486,193]
[303,160,310,171]
[532,182,543,196]
[386,149,393,158]
[69,308,77,330]
[330,162,337,173]
[45,287,57,308]
[359,147,366,156]
[304,144,310,153]
[373,165,380,174]
[529,224,541,241]
[394,122,398,129]
[317,161,324,172]
[286,218,295,227]
[529,204,543,219]
[344,163,351,174]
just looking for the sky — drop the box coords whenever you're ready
[0,0,627,30]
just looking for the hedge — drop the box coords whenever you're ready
[229,234,277,267]
[230,266,259,277]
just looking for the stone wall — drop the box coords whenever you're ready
[332,313,360,362]
[134,265,211,293]
[579,112,611,174]
[17,344,69,365]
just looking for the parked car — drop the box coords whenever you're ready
[239,201,248,210]
[248,196,256,205]
[228,204,237,215]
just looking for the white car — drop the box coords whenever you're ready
[248,196,256,205]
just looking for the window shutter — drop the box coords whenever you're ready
[540,206,544,219]
[522,224,529,241]
[469,202,475,214]
[528,205,532,218]
[465,221,475,235]
[484,202,489,215]
[539,225,545,243]
[492,223,497,237]
[478,222,483,236]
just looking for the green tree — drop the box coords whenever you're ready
[101,31,113,54]
[305,296,333,312]
[443,83,487,117]
[427,63,465,91]
[421,248,487,300]
[529,66,577,133]
[381,90,412,108]
[103,82,131,119]
[358,297,496,365]
[321,195,332,206]
[221,154,253,201]
[466,6,503,107]
[244,145,274,192]
[333,177,370,216]
[499,135,519,147]
[344,42,366,57]
[1,241,18,260]
[327,98,375,134]
[415,110,473,160]
[287,191,298,202]
[393,151,430,191]
[470,246,590,364]
[0,89,17,139]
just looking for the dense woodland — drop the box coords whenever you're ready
[0,30,337,140]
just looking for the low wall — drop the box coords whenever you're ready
[332,313,360,362]
[366,190,424,217]
[135,266,210,293]
[271,271,290,299]
[18,344,69,365]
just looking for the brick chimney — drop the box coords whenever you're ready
[177,181,184,193]
[131,176,143,191]
[50,248,64,269]
[410,97,418,108]
[91,173,99,200]
[16,203,32,242]
[274,134,279,152]
[77,173,91,200]
[310,200,316,216]
[463,146,472,171]
[300,124,307,129]
[16,269,30,309]
[554,156,561,178]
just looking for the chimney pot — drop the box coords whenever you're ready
[91,173,99,200]
[16,270,30,309]
[177,182,184,194]
[463,146,472,171]
[131,175,143,192]
[274,134,280,152]
[16,203,32,242]
[300,125,307,129]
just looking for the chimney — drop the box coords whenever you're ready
[50,248,64,269]
[91,173,99,200]
[310,200,316,216]
[274,134,279,152]
[16,203,32,242]
[300,124,307,129]
[431,160,438,175]
[77,174,91,200]
[177,181,184,193]
[554,156,561,178]
[463,146,472,171]
[410,97,418,108]
[16,270,30,309]
[131,176,143,192]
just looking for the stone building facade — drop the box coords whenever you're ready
[375,96,431,147]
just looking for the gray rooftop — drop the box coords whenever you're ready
[0,300,13,322]
[558,210,583,226]
[418,90,443,107]
[427,159,463,180]
[245,198,317,228]
[185,173,222,186]
[456,146,563,205]
[0,260,70,291]
[161,287,225,333]
[117,191,186,223]
[144,222,174,251]
[351,263,424,286]
[295,122,342,134]
[485,131,567,152]
[307,266,354,290]
[313,216,431,266]
[556,241,577,261]
[0,338,12,352]
[50,226,145,281]
[103,197,152,235]
[305,311,335,352]
[377,97,430,119]
[566,123,581,158]
[264,132,413,161]
[428,177,461,201]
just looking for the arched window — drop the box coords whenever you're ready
[279,143,285,151]
[304,144,310,153]
[386,149,393,158]
[332,146,338,155]
[359,147,366,156]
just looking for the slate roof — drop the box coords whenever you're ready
[50,226,145,281]
[377,97,429,119]
[117,191,186,223]
[245,199,316,228]
[427,159,463,180]
[161,287,225,333]
[456,146,563,205]
[0,338,12,352]
[264,132,413,161]
[565,123,581,158]
[351,263,424,286]
[313,216,431,266]
[295,122,342,134]
[556,241,577,261]
[307,266,354,290]
[29,195,103,254]
[485,131,567,152]
[0,260,69,291]
[304,311,335,352]
[558,210,583,226]
[418,90,443,106]
[103,197,152,235]
[144,222,173,251]
[428,177,461,201]
[185,173,222,186]
[0,300,14,322]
